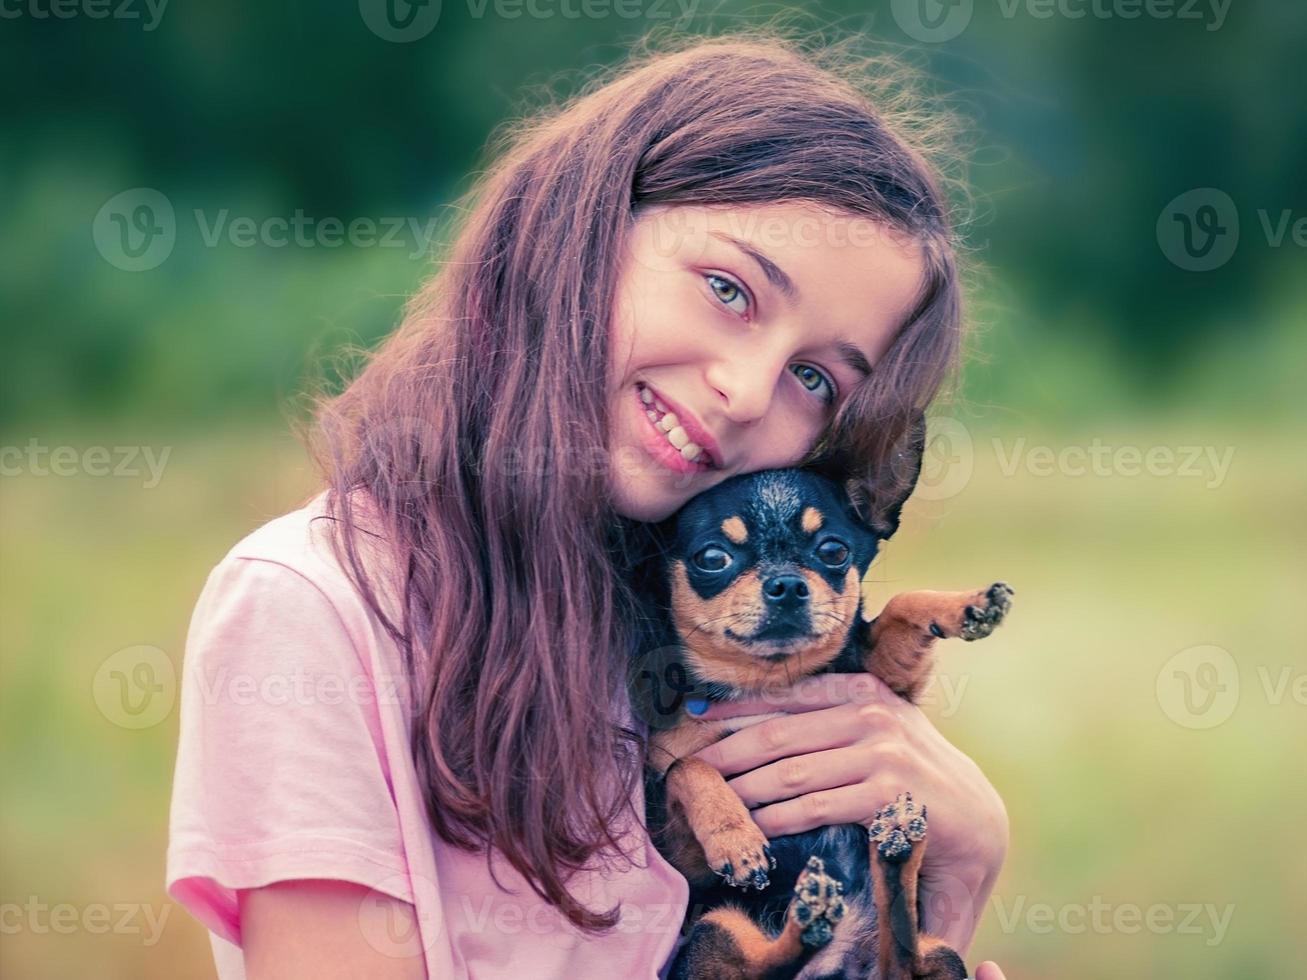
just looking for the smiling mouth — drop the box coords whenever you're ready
[636,383,719,469]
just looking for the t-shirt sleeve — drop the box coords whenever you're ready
[166,553,413,948]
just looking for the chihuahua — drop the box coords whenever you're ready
[628,441,1013,980]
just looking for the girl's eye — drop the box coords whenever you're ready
[705,272,837,407]
[792,364,837,406]
[705,273,750,316]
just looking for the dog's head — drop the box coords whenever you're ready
[657,447,922,692]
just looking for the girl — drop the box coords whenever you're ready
[166,28,1011,980]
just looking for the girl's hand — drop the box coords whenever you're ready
[687,671,1009,956]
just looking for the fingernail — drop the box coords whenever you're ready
[685,698,708,716]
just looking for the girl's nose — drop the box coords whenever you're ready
[705,348,787,425]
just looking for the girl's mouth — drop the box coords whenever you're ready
[634,383,716,474]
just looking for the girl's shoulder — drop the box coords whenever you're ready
[183,487,409,700]
[209,486,402,631]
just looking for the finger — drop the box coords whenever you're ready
[744,782,875,839]
[725,745,869,808]
[692,704,865,777]
[693,672,898,720]
[975,961,1007,980]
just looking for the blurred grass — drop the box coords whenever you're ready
[1,417,1303,978]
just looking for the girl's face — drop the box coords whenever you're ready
[606,200,926,522]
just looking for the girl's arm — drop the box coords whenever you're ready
[239,880,428,980]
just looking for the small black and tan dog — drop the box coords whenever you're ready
[629,440,1013,980]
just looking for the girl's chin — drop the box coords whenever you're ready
[608,460,697,523]
[608,475,677,523]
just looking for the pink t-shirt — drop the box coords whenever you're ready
[166,488,690,979]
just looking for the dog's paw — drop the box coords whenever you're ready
[790,855,847,948]
[703,823,773,891]
[958,582,1013,641]
[868,791,928,863]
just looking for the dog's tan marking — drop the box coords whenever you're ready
[720,516,748,545]
[800,506,823,534]
[696,904,809,975]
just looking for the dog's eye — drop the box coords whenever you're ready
[816,540,850,567]
[693,546,733,572]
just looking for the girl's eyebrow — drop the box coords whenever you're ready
[708,231,799,303]
[834,341,873,380]
[707,230,874,380]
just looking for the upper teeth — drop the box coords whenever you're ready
[639,384,708,465]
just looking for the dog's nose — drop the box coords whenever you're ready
[763,574,809,609]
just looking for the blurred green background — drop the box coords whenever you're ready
[1,2,1304,978]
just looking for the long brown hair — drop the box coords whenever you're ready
[300,26,970,934]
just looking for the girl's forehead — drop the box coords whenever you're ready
[633,200,926,348]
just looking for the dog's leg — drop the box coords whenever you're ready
[672,857,847,980]
[867,793,967,980]
[664,756,775,890]
[862,582,1014,702]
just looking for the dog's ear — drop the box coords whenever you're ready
[843,411,927,540]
